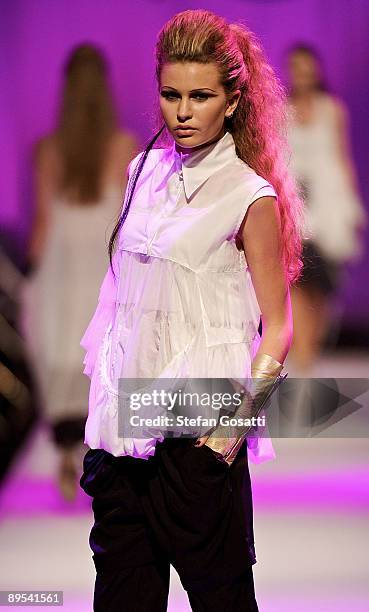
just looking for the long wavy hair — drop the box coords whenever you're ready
[109,9,303,284]
[56,43,117,203]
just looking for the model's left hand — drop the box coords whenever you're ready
[194,378,242,447]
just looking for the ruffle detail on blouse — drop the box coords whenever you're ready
[79,253,120,378]
[102,251,262,383]
[82,249,276,464]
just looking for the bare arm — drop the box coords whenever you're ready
[241,195,293,364]
[110,132,140,195]
[27,137,60,269]
[195,195,291,448]
[333,98,361,195]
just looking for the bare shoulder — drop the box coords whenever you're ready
[109,130,140,175]
[246,194,279,222]
[106,130,140,186]
[34,133,55,156]
[111,130,139,155]
[323,93,348,122]
[240,194,283,285]
[241,195,280,242]
[33,133,61,171]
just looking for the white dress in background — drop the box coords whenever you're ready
[287,93,366,263]
[20,184,123,425]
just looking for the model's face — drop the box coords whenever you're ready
[287,52,320,93]
[159,61,240,150]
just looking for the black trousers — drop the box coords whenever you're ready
[80,438,259,611]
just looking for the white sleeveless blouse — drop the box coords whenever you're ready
[80,131,278,464]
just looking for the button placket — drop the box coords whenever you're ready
[147,174,184,255]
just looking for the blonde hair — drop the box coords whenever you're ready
[155,9,303,283]
[110,10,303,283]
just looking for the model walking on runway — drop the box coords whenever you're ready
[285,43,366,374]
[21,44,138,501]
[80,10,302,611]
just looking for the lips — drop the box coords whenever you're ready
[174,126,196,131]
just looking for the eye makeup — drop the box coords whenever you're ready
[160,89,215,101]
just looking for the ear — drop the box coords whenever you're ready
[225,90,241,118]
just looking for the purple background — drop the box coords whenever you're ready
[1,0,368,327]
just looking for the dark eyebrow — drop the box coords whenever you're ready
[161,86,217,93]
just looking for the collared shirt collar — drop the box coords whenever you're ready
[170,131,238,199]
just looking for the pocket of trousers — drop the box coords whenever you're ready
[79,448,117,498]
[193,443,230,472]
